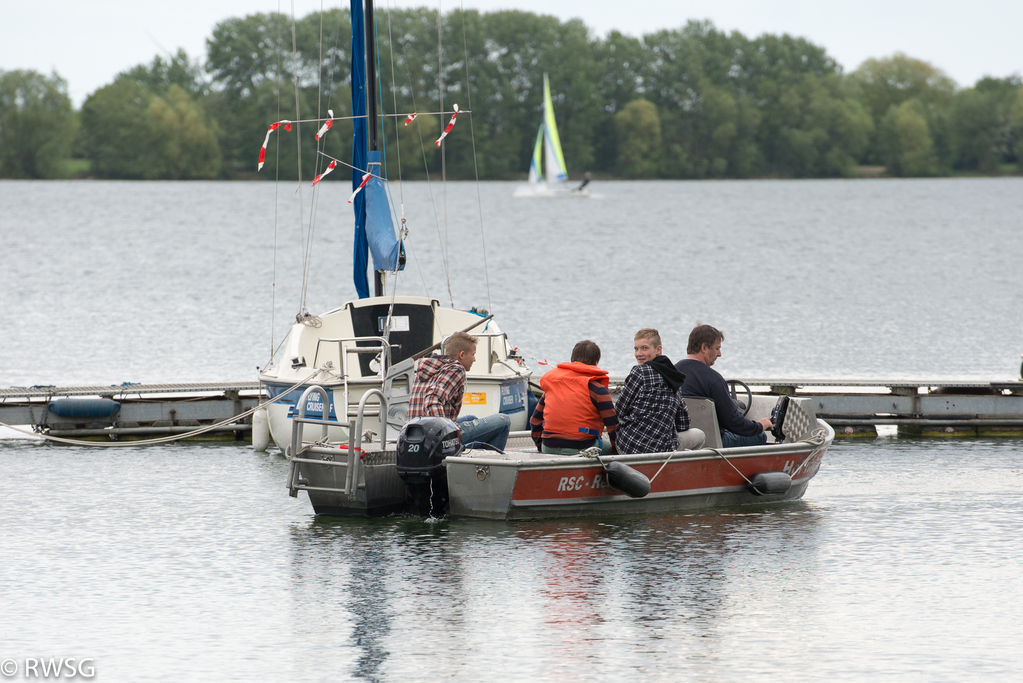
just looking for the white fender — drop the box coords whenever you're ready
[252,408,270,452]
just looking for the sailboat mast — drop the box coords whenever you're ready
[364,0,386,296]
[365,0,379,154]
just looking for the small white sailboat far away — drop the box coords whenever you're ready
[514,73,591,198]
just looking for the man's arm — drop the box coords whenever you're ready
[529,395,546,450]
[616,367,640,420]
[589,380,618,450]
[709,376,764,436]
[674,394,691,432]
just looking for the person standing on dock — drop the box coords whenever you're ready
[529,340,618,454]
[675,324,772,448]
[615,329,706,454]
[408,331,510,450]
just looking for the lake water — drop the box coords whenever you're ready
[2,178,1023,681]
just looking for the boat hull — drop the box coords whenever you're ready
[445,422,832,520]
[292,447,408,517]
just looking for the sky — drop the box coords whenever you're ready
[3,1,1021,105]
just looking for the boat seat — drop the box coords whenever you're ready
[681,397,722,449]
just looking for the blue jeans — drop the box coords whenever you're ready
[458,413,511,451]
[721,430,767,448]
[541,435,611,455]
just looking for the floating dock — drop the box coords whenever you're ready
[743,378,1023,437]
[0,382,262,441]
[2,378,1022,442]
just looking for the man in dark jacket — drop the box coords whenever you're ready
[675,324,772,448]
[615,328,705,454]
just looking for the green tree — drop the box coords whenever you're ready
[851,54,957,164]
[615,99,661,177]
[80,67,222,179]
[149,85,222,179]
[591,31,645,171]
[949,77,1021,172]
[205,10,350,179]
[80,79,158,178]
[1011,89,1023,170]
[878,100,936,176]
[0,70,74,178]
[852,53,957,122]
[756,72,873,177]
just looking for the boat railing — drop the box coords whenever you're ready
[287,385,389,500]
[312,335,396,422]
[469,331,508,374]
[312,335,396,381]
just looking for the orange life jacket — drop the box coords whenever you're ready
[538,362,609,440]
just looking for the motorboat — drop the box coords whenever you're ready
[287,390,833,519]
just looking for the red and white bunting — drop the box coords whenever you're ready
[404,112,418,126]
[434,104,459,147]
[257,121,292,171]
[311,160,337,187]
[347,173,372,203]
[315,110,335,140]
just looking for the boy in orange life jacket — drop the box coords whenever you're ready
[529,340,618,454]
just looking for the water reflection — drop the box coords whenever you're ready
[286,504,825,679]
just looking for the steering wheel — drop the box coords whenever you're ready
[725,379,753,417]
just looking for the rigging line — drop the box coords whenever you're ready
[383,1,406,230]
[299,0,331,317]
[271,0,286,366]
[460,1,492,312]
[316,151,387,179]
[403,235,432,299]
[394,9,451,302]
[289,0,309,314]
[438,1,454,309]
[276,110,462,125]
[373,0,401,242]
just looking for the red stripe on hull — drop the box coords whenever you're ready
[511,450,819,502]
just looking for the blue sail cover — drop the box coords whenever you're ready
[350,0,404,298]
[350,0,370,298]
[364,151,404,271]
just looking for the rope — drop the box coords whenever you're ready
[0,370,324,448]
[289,0,309,315]
[459,1,493,313]
[437,3,454,309]
[388,3,449,306]
[270,0,285,369]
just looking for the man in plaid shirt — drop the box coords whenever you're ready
[407,330,510,450]
[616,328,705,454]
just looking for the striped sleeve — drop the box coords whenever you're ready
[529,395,546,450]
[589,380,618,446]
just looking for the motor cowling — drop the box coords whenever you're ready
[396,416,463,517]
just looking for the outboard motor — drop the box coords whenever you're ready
[396,417,463,517]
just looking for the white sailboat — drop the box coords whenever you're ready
[257,0,532,468]
[514,73,591,198]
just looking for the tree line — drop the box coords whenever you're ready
[2,8,1022,181]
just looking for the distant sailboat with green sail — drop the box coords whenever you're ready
[515,73,591,198]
